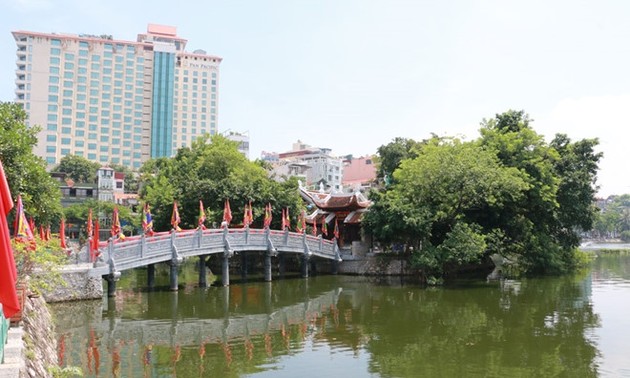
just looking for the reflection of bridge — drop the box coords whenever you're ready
[58,282,342,346]
[99,286,342,346]
[86,227,342,295]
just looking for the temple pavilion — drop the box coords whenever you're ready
[298,182,371,250]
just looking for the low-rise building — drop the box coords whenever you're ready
[272,140,344,191]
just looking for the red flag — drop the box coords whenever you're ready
[111,207,120,237]
[263,203,272,228]
[223,199,232,226]
[281,209,286,230]
[46,225,51,241]
[91,218,100,260]
[171,201,181,231]
[28,217,35,236]
[0,160,19,318]
[243,201,253,227]
[284,208,290,231]
[39,225,45,240]
[60,218,67,249]
[334,219,340,239]
[87,209,93,238]
[198,200,206,229]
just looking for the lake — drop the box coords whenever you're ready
[51,252,630,377]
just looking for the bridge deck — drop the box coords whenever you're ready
[88,227,341,278]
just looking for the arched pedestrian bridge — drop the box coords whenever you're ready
[86,227,342,294]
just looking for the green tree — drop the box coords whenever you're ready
[551,134,602,248]
[0,102,62,225]
[54,154,101,183]
[374,137,425,183]
[64,199,137,237]
[140,135,305,231]
[366,110,601,280]
[364,138,528,279]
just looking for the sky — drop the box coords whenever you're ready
[1,0,629,197]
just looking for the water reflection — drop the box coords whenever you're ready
[51,269,602,377]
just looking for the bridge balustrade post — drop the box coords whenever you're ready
[332,241,342,275]
[222,227,233,286]
[170,229,183,291]
[141,234,146,259]
[302,233,312,278]
[283,228,289,246]
[196,227,203,249]
[106,238,121,297]
[265,228,277,282]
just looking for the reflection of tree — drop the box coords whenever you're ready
[337,275,600,377]
[50,273,600,377]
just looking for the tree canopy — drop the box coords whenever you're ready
[0,102,62,225]
[54,154,101,183]
[140,134,304,232]
[364,110,601,280]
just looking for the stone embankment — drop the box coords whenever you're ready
[0,295,57,378]
[0,264,103,377]
[337,253,412,275]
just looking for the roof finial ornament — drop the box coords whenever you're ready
[319,182,325,193]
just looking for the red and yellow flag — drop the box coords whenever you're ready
[198,200,206,229]
[223,199,232,226]
[14,194,33,241]
[263,203,272,228]
[171,201,182,231]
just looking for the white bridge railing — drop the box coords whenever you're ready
[88,227,342,278]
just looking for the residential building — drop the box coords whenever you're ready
[12,24,221,169]
[225,130,250,158]
[342,155,377,192]
[274,140,344,191]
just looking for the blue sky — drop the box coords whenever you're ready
[1,0,629,196]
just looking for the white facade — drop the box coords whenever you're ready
[276,141,344,191]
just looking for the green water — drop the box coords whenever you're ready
[50,254,630,377]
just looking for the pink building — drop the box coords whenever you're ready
[342,156,376,190]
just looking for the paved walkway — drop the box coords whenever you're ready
[0,326,24,377]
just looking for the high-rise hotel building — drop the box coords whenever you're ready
[12,24,221,169]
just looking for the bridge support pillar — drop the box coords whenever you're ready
[240,252,248,280]
[170,263,179,291]
[147,264,155,290]
[279,253,286,278]
[310,260,317,276]
[264,253,272,282]
[106,275,117,297]
[222,255,230,286]
[198,255,207,288]
[301,255,309,278]
[331,259,339,275]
